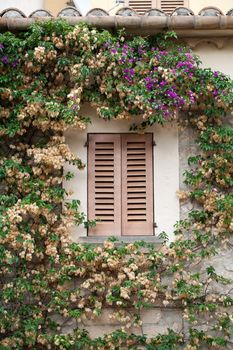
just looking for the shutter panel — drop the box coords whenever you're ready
[121,134,154,235]
[88,134,121,236]
[160,0,186,14]
[128,0,153,15]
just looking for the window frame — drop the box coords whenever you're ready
[64,114,180,243]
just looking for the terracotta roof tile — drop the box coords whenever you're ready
[1,5,233,39]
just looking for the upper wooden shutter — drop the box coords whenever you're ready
[128,0,154,15]
[88,134,121,236]
[121,134,153,235]
[88,133,154,236]
[159,0,187,14]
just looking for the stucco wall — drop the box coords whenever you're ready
[0,0,68,16]
[189,0,232,14]
[0,0,43,16]
[44,0,67,16]
[195,42,233,76]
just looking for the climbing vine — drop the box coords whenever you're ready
[0,20,232,349]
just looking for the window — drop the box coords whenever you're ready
[126,0,189,15]
[64,115,179,241]
[159,0,188,14]
[128,0,157,15]
[87,133,154,236]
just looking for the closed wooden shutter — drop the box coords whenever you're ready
[128,0,153,15]
[159,0,187,14]
[88,134,121,236]
[121,134,153,235]
[88,133,154,236]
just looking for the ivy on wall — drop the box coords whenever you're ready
[0,20,232,349]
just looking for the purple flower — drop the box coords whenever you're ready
[167,90,178,99]
[130,68,135,75]
[124,68,134,77]
[145,77,153,90]
[176,61,194,70]
[1,55,9,64]
[111,48,117,54]
[160,81,167,87]
[0,43,4,50]
[188,90,195,103]
[12,59,19,68]
[213,89,218,97]
[123,75,132,83]
[177,98,185,107]
[138,48,145,55]
[185,53,193,59]
[176,62,183,69]
[214,71,219,78]
[146,83,153,91]
[73,104,78,110]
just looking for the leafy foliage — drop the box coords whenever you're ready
[0,20,232,349]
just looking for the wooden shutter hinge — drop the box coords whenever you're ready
[153,141,156,146]
[84,141,88,147]
[153,223,158,228]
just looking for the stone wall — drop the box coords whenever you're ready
[59,307,183,339]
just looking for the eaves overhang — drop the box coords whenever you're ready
[1,6,233,47]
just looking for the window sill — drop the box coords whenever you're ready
[78,236,163,245]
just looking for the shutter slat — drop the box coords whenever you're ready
[88,134,121,236]
[128,0,152,15]
[127,203,146,208]
[160,0,185,14]
[127,193,147,198]
[122,134,154,236]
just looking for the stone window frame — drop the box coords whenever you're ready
[64,110,179,244]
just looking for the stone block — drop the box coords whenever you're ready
[81,308,121,326]
[142,309,182,336]
[141,309,162,324]
[84,325,122,338]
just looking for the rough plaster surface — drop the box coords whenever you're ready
[179,124,197,220]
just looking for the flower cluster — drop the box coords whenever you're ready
[0,20,232,350]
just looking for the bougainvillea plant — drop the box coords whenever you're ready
[0,20,232,349]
